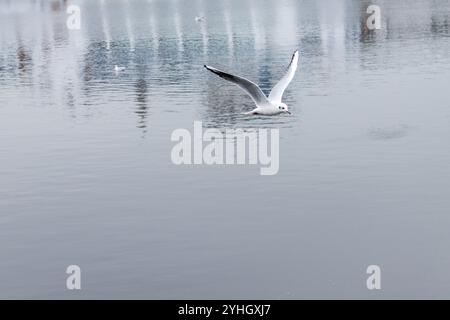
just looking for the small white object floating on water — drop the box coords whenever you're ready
[114,65,125,72]
[195,16,205,22]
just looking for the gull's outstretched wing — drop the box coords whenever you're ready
[204,65,268,106]
[268,50,299,103]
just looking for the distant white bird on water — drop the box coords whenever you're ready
[204,50,299,115]
[114,65,125,72]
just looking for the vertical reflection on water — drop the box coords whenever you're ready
[431,15,449,36]
[16,45,32,74]
[124,0,136,52]
[196,0,208,56]
[134,78,149,132]
[272,0,298,49]
[358,0,373,42]
[173,0,184,55]
[100,0,111,51]
[429,0,450,37]
[223,0,234,60]
[250,0,266,52]
[12,9,33,84]
[148,0,159,54]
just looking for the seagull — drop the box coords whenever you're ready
[114,65,125,72]
[204,50,299,115]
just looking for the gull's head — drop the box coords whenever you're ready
[278,103,291,114]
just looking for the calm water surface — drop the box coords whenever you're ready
[1,0,450,298]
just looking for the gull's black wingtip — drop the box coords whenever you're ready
[204,65,216,74]
[288,50,299,64]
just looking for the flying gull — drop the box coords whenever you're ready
[204,50,299,115]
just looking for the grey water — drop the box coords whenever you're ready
[1,0,450,299]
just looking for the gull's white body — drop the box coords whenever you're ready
[204,50,299,115]
[246,101,287,116]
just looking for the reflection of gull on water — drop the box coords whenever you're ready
[205,50,299,116]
